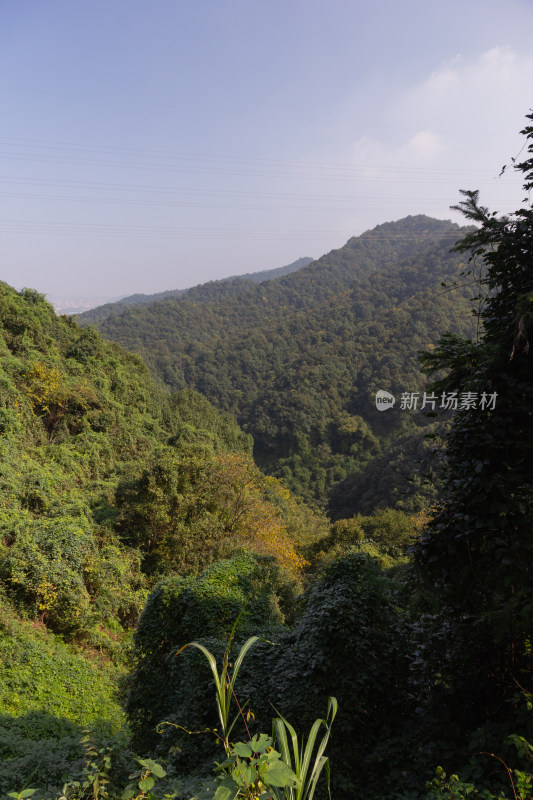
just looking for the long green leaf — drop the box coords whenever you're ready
[276,714,301,776]
[299,718,326,791]
[230,635,260,691]
[274,714,301,777]
[178,641,229,734]
[273,697,337,800]
[179,635,261,750]
[306,755,328,800]
[301,698,337,799]
[273,717,292,769]
[177,642,222,695]
[226,706,246,741]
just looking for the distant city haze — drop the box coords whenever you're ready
[1,0,533,299]
[49,296,123,314]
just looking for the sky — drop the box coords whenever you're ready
[1,0,533,306]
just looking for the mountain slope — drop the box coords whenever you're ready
[0,283,331,796]
[87,216,477,505]
[0,282,327,656]
[76,256,313,326]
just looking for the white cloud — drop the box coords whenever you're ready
[408,130,445,158]
[347,47,533,227]
[399,46,528,133]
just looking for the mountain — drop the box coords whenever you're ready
[82,215,477,507]
[76,256,313,326]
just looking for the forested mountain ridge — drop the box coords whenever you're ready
[77,256,313,326]
[86,215,477,506]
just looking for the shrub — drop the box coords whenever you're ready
[126,551,296,754]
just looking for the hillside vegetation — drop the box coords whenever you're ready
[0,280,417,799]
[0,283,328,644]
[77,257,313,327]
[84,215,477,507]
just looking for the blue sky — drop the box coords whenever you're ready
[1,0,533,304]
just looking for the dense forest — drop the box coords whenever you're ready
[81,215,477,509]
[1,115,533,800]
[77,258,313,328]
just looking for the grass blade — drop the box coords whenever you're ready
[177,642,222,695]
[230,636,260,691]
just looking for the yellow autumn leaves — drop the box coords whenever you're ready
[20,362,96,441]
[209,452,309,574]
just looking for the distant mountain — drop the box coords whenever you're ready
[87,216,477,508]
[76,256,313,325]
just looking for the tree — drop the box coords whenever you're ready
[115,447,308,576]
[416,111,533,722]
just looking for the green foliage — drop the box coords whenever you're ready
[425,732,533,800]
[425,766,508,799]
[85,216,476,506]
[114,449,309,577]
[5,732,170,800]
[311,507,420,574]
[329,423,444,518]
[121,757,167,800]
[179,635,335,800]
[128,550,409,798]
[414,113,533,751]
[114,445,220,576]
[168,391,252,456]
[5,129,533,800]
[3,512,93,633]
[355,507,418,556]
[328,516,365,547]
[0,281,256,642]
[178,635,261,757]
[196,733,297,800]
[0,713,86,800]
[58,734,116,800]
[0,616,125,730]
[194,734,299,800]
[273,697,337,800]
[126,551,296,754]
[0,604,129,800]
[261,553,411,799]
[0,283,293,799]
